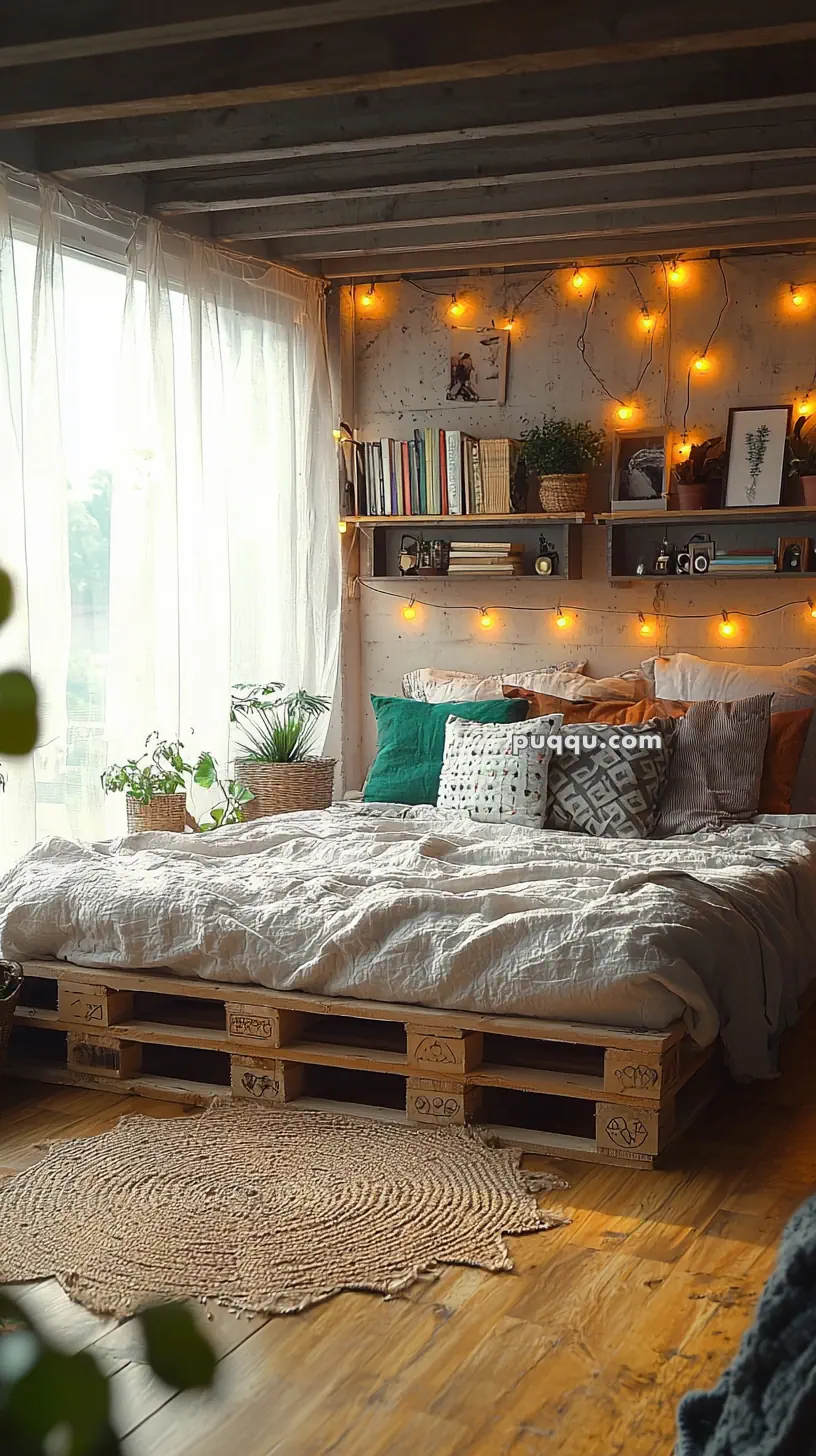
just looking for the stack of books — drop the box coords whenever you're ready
[708,550,776,574]
[352,431,521,516]
[447,541,525,576]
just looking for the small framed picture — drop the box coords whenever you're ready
[610,427,670,512]
[724,405,791,508]
[446,328,509,406]
[777,536,812,572]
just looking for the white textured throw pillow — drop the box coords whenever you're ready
[437,713,563,826]
[643,652,816,813]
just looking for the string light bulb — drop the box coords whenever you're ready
[808,599,816,621]
[402,599,417,621]
[449,294,465,319]
[360,282,376,310]
[338,520,348,535]
[790,284,806,308]
[616,404,634,422]
[639,307,655,333]
[719,610,737,639]
[554,605,570,629]
[693,353,712,374]
[668,260,687,286]
[638,613,655,638]
[571,266,587,291]
[503,316,516,332]
[478,607,494,630]
[796,399,814,419]
[677,435,691,459]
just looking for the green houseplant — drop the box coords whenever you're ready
[231,682,336,819]
[789,416,816,506]
[520,419,605,512]
[102,733,193,833]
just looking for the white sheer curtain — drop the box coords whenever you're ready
[0,172,340,865]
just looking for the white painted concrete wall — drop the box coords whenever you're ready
[340,257,816,781]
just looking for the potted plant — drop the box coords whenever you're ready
[0,960,23,1076]
[520,419,605,512]
[102,733,194,832]
[672,436,726,510]
[789,416,816,506]
[231,683,335,819]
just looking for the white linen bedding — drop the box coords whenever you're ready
[1,806,815,1080]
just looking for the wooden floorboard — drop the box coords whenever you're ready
[2,1012,815,1455]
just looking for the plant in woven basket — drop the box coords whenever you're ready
[231,683,331,762]
[0,1295,215,1455]
[192,750,254,831]
[102,733,193,802]
[520,419,605,476]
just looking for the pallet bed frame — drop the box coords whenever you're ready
[8,960,722,1169]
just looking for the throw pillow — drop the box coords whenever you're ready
[364,695,529,805]
[505,688,812,816]
[654,695,772,837]
[437,713,563,827]
[642,652,816,813]
[401,663,586,703]
[547,719,678,839]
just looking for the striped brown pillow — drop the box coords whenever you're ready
[655,695,772,837]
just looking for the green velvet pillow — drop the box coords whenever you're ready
[364,694,529,805]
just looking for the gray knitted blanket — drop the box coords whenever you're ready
[677,1193,816,1456]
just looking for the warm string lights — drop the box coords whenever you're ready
[362,580,816,639]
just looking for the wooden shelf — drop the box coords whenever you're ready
[360,574,567,583]
[596,507,816,525]
[345,513,586,525]
[610,572,816,582]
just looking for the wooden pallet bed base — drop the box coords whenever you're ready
[9,959,723,1169]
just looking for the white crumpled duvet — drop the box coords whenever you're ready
[1,804,815,1080]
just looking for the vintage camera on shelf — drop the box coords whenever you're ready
[534,537,560,576]
[399,534,450,577]
[676,533,715,575]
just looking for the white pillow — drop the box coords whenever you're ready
[416,668,650,705]
[643,652,816,812]
[437,713,563,827]
[402,663,586,702]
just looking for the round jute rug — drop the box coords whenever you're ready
[0,1102,568,1318]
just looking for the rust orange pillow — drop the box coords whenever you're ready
[503,688,812,816]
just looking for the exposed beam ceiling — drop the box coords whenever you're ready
[1,2,815,279]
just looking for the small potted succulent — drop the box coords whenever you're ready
[0,960,23,1076]
[231,683,335,819]
[102,733,194,833]
[789,416,816,506]
[519,419,605,512]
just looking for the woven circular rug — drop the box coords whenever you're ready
[0,1101,568,1318]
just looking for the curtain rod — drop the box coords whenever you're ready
[0,162,329,292]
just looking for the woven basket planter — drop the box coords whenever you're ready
[538,473,588,512]
[126,793,187,834]
[0,961,23,1074]
[234,759,336,820]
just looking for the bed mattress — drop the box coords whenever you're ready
[1,805,815,1080]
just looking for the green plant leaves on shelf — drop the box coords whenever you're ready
[0,670,38,755]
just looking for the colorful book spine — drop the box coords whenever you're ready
[446,430,463,513]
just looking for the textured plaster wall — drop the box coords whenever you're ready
[339,257,816,780]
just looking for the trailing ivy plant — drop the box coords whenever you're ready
[193,751,254,831]
[231,682,331,763]
[0,567,38,758]
[519,419,605,476]
[102,734,192,803]
[0,1293,215,1455]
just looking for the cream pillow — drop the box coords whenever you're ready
[437,712,563,827]
[403,664,586,703]
[643,653,816,812]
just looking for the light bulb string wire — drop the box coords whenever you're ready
[576,274,661,407]
[682,257,730,437]
[358,578,812,622]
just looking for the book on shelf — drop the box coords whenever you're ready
[353,430,521,516]
[447,562,524,575]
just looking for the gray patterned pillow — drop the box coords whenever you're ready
[654,695,771,837]
[437,713,563,827]
[547,719,677,839]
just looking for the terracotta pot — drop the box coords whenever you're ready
[800,475,816,507]
[676,481,721,511]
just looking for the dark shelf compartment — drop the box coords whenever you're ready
[598,506,816,581]
[354,515,584,581]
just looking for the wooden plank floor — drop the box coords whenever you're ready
[2,1011,815,1456]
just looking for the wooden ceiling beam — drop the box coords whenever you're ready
[150,120,816,215]
[36,44,816,178]
[2,3,816,129]
[312,221,816,278]
[269,192,816,260]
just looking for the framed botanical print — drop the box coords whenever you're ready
[724,405,791,507]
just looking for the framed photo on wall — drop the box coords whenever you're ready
[446,328,509,405]
[610,427,670,512]
[724,405,791,508]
